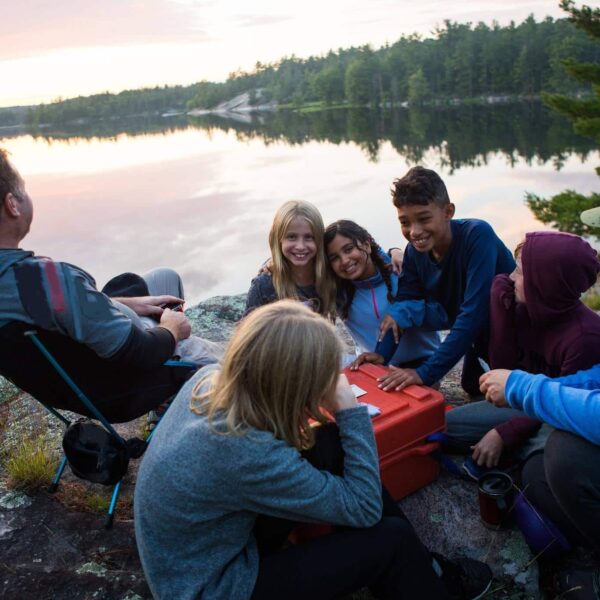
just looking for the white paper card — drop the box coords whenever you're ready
[359,402,382,417]
[351,384,367,398]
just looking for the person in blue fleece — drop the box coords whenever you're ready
[325,219,440,368]
[480,365,600,595]
[353,166,515,394]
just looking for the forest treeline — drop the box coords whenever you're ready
[189,16,600,109]
[24,84,205,127]
[22,14,600,125]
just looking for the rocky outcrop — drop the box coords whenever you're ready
[0,295,542,599]
[187,90,276,121]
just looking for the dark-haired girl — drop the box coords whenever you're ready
[325,220,440,368]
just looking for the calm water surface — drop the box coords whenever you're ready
[1,104,598,304]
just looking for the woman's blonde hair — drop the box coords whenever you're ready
[190,300,342,450]
[268,200,337,320]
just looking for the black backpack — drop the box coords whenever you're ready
[62,419,147,485]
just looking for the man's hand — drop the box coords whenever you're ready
[479,369,512,407]
[471,429,504,468]
[159,308,191,342]
[379,315,401,344]
[349,352,385,371]
[321,374,358,413]
[377,367,422,392]
[116,295,184,318]
[389,248,403,275]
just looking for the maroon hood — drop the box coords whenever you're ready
[522,231,600,326]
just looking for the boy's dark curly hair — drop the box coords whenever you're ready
[392,166,449,208]
[324,220,394,320]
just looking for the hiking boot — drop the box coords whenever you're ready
[555,565,600,599]
[432,553,493,600]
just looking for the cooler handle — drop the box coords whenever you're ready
[357,362,388,379]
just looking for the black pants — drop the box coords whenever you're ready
[251,423,449,600]
[522,430,600,551]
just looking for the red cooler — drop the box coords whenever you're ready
[345,363,445,500]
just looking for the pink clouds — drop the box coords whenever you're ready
[0,0,210,61]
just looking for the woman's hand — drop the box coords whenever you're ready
[479,369,512,407]
[379,315,401,344]
[471,429,504,467]
[321,374,357,413]
[349,352,385,371]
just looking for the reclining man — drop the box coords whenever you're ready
[0,147,218,422]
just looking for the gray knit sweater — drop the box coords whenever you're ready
[134,365,382,600]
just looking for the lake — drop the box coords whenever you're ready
[1,102,598,304]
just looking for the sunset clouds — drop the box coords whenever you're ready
[0,0,564,107]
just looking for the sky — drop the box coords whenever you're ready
[0,0,567,108]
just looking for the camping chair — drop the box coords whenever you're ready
[0,322,197,528]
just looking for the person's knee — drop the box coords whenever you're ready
[373,516,420,552]
[544,431,594,506]
[146,267,180,280]
[444,402,488,451]
[143,267,185,298]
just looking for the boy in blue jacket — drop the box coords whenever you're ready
[353,166,515,395]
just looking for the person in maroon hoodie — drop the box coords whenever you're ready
[446,231,600,468]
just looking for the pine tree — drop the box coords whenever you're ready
[526,0,600,239]
[543,0,600,154]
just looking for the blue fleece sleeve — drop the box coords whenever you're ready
[416,222,501,385]
[552,364,600,390]
[506,369,600,444]
[387,249,449,331]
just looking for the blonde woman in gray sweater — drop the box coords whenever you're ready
[134,301,491,600]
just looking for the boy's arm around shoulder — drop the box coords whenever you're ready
[232,407,382,527]
[387,245,449,331]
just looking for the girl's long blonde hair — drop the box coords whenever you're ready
[190,301,342,450]
[269,200,337,320]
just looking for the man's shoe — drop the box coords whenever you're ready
[432,553,493,600]
[555,565,600,599]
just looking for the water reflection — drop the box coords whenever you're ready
[3,102,595,170]
[1,103,597,304]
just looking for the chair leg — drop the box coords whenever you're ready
[104,480,122,529]
[48,456,69,493]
